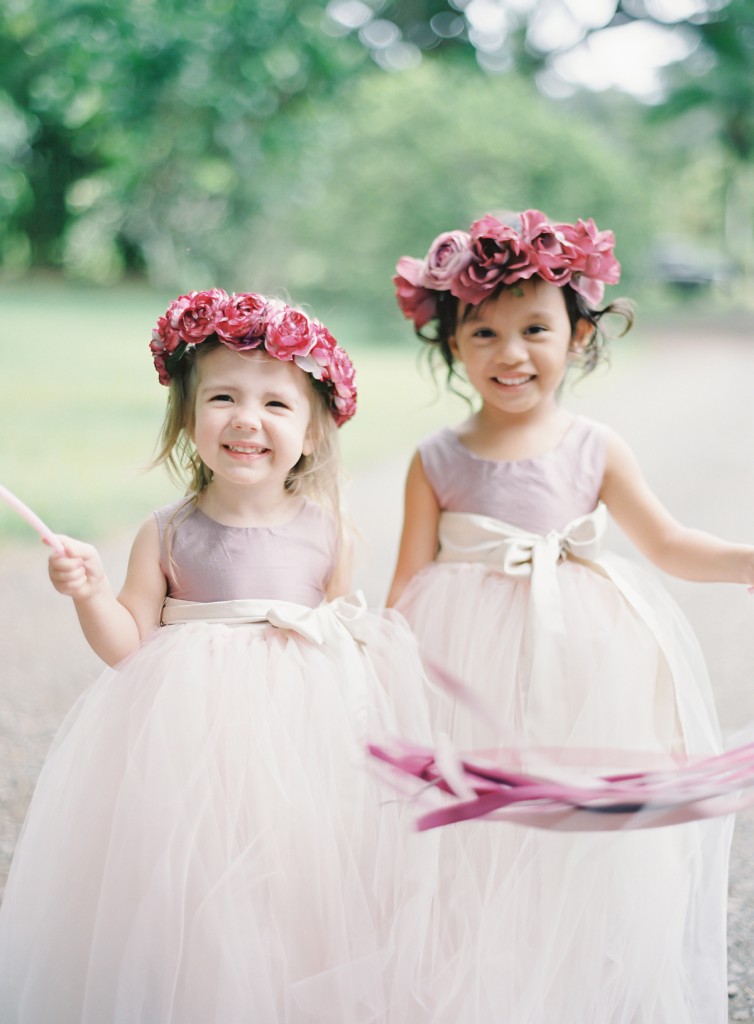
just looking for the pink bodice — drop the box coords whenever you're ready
[155,499,336,608]
[418,417,606,535]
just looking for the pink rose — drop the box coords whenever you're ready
[327,346,358,425]
[559,219,620,283]
[452,216,534,304]
[305,321,337,378]
[518,210,572,285]
[422,231,473,290]
[264,308,316,361]
[394,260,437,328]
[151,313,182,354]
[173,289,229,342]
[150,311,187,384]
[215,292,268,344]
[556,219,620,304]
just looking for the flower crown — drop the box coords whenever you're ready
[150,289,357,426]
[394,209,621,330]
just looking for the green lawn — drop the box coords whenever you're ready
[0,279,469,544]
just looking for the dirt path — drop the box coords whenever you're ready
[2,315,754,1017]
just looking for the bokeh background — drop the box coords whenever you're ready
[0,0,752,539]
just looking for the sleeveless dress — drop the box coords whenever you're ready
[0,499,439,1024]
[396,419,731,1024]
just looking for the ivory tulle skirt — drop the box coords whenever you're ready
[0,600,440,1024]
[397,553,732,1024]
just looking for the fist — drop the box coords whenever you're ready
[48,536,105,601]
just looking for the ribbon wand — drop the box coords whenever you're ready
[0,483,65,555]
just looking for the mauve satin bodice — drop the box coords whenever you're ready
[418,417,606,535]
[155,499,336,608]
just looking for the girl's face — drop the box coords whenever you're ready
[192,347,313,496]
[450,279,591,420]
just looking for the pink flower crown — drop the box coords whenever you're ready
[150,289,357,427]
[394,209,621,329]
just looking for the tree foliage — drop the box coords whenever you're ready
[0,0,748,288]
[0,0,366,278]
[246,60,650,313]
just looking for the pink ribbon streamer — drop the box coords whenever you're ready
[369,738,754,831]
[0,483,64,555]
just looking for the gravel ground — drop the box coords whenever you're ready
[2,317,754,1019]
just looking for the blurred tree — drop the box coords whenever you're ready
[245,60,650,315]
[0,0,367,280]
[0,0,748,289]
[641,0,754,278]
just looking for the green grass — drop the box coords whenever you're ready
[6,275,705,546]
[0,278,467,544]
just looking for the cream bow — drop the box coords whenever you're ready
[437,503,607,636]
[437,503,607,578]
[161,591,370,646]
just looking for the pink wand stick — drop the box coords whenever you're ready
[0,483,65,555]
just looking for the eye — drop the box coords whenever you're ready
[209,393,234,403]
[471,327,496,340]
[524,324,548,337]
[266,399,291,410]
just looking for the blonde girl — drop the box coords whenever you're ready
[0,290,436,1024]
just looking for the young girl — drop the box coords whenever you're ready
[0,289,438,1023]
[387,211,754,1023]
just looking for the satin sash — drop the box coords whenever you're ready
[161,591,371,646]
[434,504,720,755]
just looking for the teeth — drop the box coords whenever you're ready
[494,376,532,386]
[226,444,266,454]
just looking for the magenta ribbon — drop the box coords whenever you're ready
[369,737,754,832]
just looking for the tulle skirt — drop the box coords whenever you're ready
[397,554,732,1024]
[0,605,440,1024]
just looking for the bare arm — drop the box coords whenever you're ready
[600,428,754,585]
[49,516,168,665]
[386,451,441,607]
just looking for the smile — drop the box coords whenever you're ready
[224,444,269,455]
[492,375,535,387]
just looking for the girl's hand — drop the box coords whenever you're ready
[48,536,106,602]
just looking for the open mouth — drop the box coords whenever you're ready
[223,444,269,455]
[492,375,535,387]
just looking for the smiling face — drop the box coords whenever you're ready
[450,278,591,423]
[191,346,314,500]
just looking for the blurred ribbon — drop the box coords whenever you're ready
[0,483,64,554]
[369,737,754,832]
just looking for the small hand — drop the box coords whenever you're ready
[48,536,106,602]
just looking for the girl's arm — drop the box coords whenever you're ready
[600,428,754,585]
[386,451,441,607]
[49,516,167,666]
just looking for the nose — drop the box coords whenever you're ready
[232,403,261,430]
[494,333,528,365]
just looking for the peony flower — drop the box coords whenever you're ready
[264,307,316,361]
[297,321,337,380]
[215,292,268,345]
[518,210,572,285]
[452,215,537,303]
[559,219,621,283]
[173,289,229,343]
[327,345,358,425]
